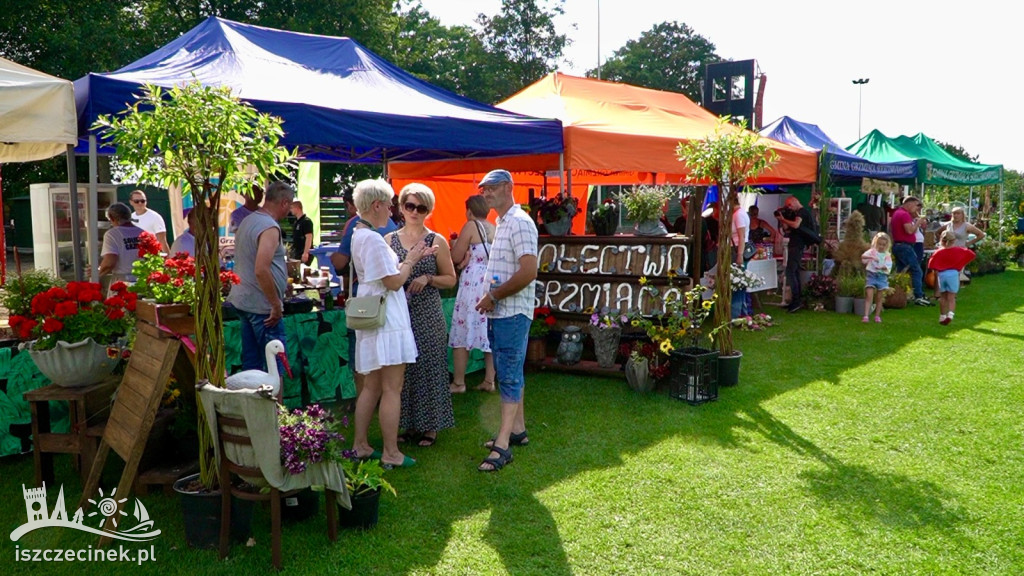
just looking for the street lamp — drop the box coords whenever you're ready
[852,78,870,139]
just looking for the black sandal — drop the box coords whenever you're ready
[484,430,528,449]
[478,445,513,472]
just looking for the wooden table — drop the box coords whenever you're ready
[24,377,118,486]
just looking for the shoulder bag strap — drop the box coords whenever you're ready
[474,220,490,259]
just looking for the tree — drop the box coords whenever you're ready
[589,21,719,101]
[936,140,979,164]
[475,0,570,102]
[676,118,777,356]
[94,82,294,488]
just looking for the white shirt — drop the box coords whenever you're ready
[731,207,750,247]
[131,208,166,235]
[485,204,538,319]
[101,224,144,276]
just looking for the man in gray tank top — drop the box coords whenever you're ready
[227,181,294,371]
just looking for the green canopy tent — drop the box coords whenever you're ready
[848,130,1005,239]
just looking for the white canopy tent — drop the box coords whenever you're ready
[0,57,80,282]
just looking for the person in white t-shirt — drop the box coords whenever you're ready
[99,202,145,280]
[170,208,197,256]
[128,189,169,252]
[731,203,750,265]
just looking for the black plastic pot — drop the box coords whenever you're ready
[338,488,380,530]
[173,473,253,549]
[281,488,319,523]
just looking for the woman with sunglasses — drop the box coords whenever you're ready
[385,183,457,448]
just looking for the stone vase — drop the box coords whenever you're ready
[25,338,121,388]
[588,326,621,368]
[625,357,656,393]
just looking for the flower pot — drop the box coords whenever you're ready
[883,289,907,309]
[852,297,868,317]
[835,295,854,314]
[339,488,381,530]
[588,326,621,369]
[717,351,742,387]
[173,473,253,549]
[668,347,718,405]
[591,213,618,236]
[634,219,667,236]
[625,357,656,393]
[25,338,121,388]
[281,488,319,523]
[526,337,546,362]
[544,216,572,236]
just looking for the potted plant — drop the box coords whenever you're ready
[95,81,294,498]
[619,340,670,393]
[590,197,619,236]
[835,271,863,314]
[527,306,556,362]
[10,281,135,387]
[632,279,720,403]
[883,271,911,309]
[845,273,868,317]
[803,273,838,312]
[529,194,578,236]
[339,458,396,530]
[588,310,628,368]
[619,185,673,235]
[677,117,778,381]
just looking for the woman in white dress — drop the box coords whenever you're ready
[350,179,436,468]
[448,195,496,393]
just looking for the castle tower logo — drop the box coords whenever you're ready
[10,483,161,542]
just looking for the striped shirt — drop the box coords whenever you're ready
[486,204,537,319]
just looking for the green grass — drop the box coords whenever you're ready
[3,270,1024,575]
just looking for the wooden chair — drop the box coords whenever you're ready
[212,394,339,570]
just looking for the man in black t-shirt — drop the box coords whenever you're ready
[775,196,817,313]
[289,200,314,263]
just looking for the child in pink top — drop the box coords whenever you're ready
[927,230,975,325]
[860,232,893,323]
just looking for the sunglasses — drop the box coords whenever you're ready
[403,202,429,215]
[131,198,147,204]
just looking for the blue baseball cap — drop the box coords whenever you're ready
[477,169,513,187]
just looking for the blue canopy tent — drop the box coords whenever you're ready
[72,16,564,280]
[761,116,916,181]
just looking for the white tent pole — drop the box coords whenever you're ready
[66,145,84,281]
[558,152,565,199]
[88,136,99,283]
[999,184,1004,243]
[968,186,974,220]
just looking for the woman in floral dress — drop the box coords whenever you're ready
[385,183,457,447]
[448,195,496,393]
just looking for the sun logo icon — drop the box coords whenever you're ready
[87,487,128,529]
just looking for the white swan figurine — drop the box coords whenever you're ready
[225,339,292,395]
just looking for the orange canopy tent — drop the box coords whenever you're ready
[392,73,818,237]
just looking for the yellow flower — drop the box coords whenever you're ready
[660,340,674,354]
[638,276,648,285]
[702,301,713,310]
[540,262,551,273]
[631,319,640,327]
[667,269,678,279]
[583,306,594,314]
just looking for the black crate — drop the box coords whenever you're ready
[668,347,719,405]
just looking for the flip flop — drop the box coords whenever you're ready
[357,449,382,461]
[475,380,496,392]
[449,383,467,394]
[381,455,416,470]
[417,434,437,447]
[397,431,421,444]
[478,445,513,472]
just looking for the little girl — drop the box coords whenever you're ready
[927,230,976,325]
[860,232,893,323]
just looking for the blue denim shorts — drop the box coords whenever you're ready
[866,271,889,290]
[487,314,531,403]
[937,269,960,294]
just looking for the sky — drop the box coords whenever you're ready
[420,0,1020,171]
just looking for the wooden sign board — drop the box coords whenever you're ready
[534,235,693,317]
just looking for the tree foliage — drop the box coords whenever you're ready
[936,140,980,164]
[93,82,295,488]
[589,21,719,101]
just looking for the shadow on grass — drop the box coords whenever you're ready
[2,270,1018,575]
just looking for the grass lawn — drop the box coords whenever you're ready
[3,269,1023,575]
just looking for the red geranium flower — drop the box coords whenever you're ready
[53,301,79,318]
[171,277,184,287]
[146,271,171,284]
[41,317,64,334]
[45,286,68,301]
[105,308,125,321]
[544,315,556,326]
[16,318,37,340]
[123,292,138,311]
[104,296,126,309]
[110,281,128,294]
[31,293,55,316]
[138,232,162,257]
[219,270,240,285]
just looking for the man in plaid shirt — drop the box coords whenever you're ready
[474,169,538,472]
